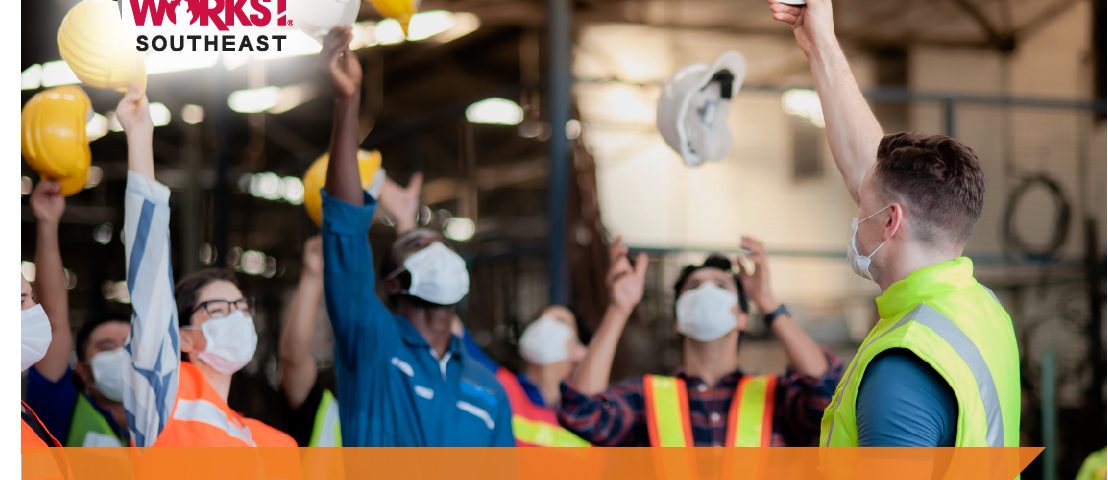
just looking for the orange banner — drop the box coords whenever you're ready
[23,447,1042,480]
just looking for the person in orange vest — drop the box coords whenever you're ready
[558,236,845,446]
[113,86,295,448]
[22,275,63,448]
[458,307,591,447]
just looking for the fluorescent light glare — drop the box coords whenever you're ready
[149,102,171,127]
[466,98,524,125]
[781,89,825,128]
[41,61,80,88]
[182,104,204,124]
[444,217,476,242]
[228,86,280,114]
[86,113,109,141]
[22,64,43,90]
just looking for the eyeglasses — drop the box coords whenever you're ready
[191,298,253,318]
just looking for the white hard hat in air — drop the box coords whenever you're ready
[656,51,747,167]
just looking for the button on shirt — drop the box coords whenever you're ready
[321,190,514,447]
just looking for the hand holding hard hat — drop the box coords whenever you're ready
[287,0,361,42]
[21,86,93,196]
[302,150,384,226]
[57,0,147,92]
[657,51,747,167]
[369,0,420,37]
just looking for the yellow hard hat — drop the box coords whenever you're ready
[369,0,418,37]
[21,85,93,181]
[302,150,383,226]
[56,168,89,197]
[57,0,147,92]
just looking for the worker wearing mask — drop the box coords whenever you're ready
[318,26,513,446]
[771,0,1020,447]
[460,307,591,447]
[558,236,843,446]
[115,85,295,448]
[23,178,133,447]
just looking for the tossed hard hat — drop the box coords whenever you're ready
[287,0,361,42]
[370,0,419,37]
[21,85,93,182]
[656,51,747,167]
[302,150,384,226]
[57,0,147,92]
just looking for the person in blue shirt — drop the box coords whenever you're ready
[318,26,514,447]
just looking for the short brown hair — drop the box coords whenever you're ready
[175,268,239,326]
[874,132,985,245]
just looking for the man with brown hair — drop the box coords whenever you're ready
[771,0,1021,448]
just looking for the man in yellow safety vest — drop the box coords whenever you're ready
[770,0,1021,448]
[557,236,843,446]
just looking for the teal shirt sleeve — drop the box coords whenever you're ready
[856,350,957,447]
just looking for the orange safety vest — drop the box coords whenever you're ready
[495,368,589,447]
[642,374,777,447]
[22,402,72,480]
[153,362,296,447]
[22,401,61,448]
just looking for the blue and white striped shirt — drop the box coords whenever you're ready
[122,172,180,447]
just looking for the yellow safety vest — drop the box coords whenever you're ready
[308,388,342,447]
[66,394,123,447]
[643,374,777,447]
[820,257,1021,447]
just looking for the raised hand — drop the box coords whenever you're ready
[379,173,424,234]
[606,235,648,317]
[737,236,778,313]
[768,0,835,59]
[115,85,153,137]
[30,180,66,227]
[320,26,362,99]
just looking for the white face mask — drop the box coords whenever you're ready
[848,205,890,282]
[394,242,470,306]
[676,283,739,342]
[195,310,258,375]
[518,315,573,365]
[22,304,52,371]
[89,347,128,403]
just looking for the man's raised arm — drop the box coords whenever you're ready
[770,0,884,203]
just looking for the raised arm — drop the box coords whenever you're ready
[117,86,180,447]
[737,237,828,378]
[322,26,364,205]
[29,180,72,381]
[279,236,324,409]
[567,236,646,395]
[770,0,883,203]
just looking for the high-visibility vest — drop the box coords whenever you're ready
[66,394,122,447]
[307,388,342,447]
[22,401,72,480]
[642,374,777,447]
[1076,448,1107,480]
[153,362,297,447]
[820,257,1021,447]
[22,401,61,448]
[495,368,589,447]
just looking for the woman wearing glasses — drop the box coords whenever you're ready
[115,85,295,449]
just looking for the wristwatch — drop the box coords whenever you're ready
[763,304,790,328]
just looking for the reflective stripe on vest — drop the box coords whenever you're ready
[821,300,1018,447]
[495,367,589,447]
[511,415,590,447]
[308,389,342,447]
[66,394,122,447]
[172,398,256,446]
[644,374,776,447]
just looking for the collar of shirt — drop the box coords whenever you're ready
[396,314,465,359]
[672,367,746,393]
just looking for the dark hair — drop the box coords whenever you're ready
[672,254,748,314]
[75,304,133,362]
[174,268,239,327]
[874,132,985,245]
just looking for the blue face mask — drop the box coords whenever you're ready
[848,205,890,282]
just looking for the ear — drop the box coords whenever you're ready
[382,276,402,295]
[179,328,194,353]
[74,362,93,386]
[885,202,906,240]
[735,311,749,332]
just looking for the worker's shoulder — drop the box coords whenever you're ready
[241,418,298,447]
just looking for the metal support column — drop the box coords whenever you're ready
[546,0,571,305]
